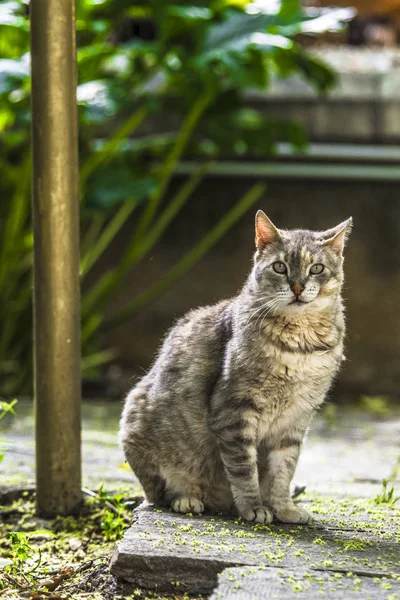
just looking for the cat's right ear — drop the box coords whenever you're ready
[255,210,281,250]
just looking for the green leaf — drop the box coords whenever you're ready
[167,5,213,20]
[295,51,336,92]
[0,107,16,132]
[86,168,157,211]
[0,2,28,29]
[203,11,275,53]
[0,58,29,94]
[278,0,301,20]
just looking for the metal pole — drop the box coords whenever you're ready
[31,0,82,517]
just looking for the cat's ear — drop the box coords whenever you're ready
[255,210,281,250]
[321,217,353,255]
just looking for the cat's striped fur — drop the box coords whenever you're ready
[120,211,352,524]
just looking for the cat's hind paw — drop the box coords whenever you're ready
[241,506,273,524]
[274,506,311,524]
[172,497,204,515]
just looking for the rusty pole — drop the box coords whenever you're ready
[31,0,82,517]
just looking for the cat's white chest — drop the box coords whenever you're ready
[256,346,342,443]
[270,347,339,383]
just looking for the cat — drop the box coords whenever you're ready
[120,210,352,524]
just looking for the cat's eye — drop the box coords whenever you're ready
[310,263,324,275]
[272,261,287,274]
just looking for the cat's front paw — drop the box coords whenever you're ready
[274,506,311,524]
[241,506,273,524]
[171,497,204,515]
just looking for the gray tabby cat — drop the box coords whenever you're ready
[120,211,352,524]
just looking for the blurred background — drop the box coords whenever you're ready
[1,0,399,404]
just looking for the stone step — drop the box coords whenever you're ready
[110,500,400,595]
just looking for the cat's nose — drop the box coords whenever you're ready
[291,283,304,297]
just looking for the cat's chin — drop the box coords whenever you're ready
[282,295,335,314]
[285,299,309,310]
[281,298,325,314]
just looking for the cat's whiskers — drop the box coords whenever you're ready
[255,298,282,333]
[244,298,271,328]
[244,296,284,331]
[256,307,270,334]
[250,297,271,309]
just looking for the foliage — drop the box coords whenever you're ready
[0,0,342,395]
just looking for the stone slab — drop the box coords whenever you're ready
[210,566,400,600]
[110,500,400,594]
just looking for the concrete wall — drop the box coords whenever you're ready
[103,176,400,399]
[249,47,400,144]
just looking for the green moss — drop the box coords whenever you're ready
[292,581,304,592]
[381,582,393,590]
[322,560,333,567]
[313,537,326,546]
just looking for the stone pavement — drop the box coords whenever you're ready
[1,400,400,598]
[210,566,400,600]
[0,400,135,491]
[110,407,400,598]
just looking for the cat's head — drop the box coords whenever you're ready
[251,210,352,314]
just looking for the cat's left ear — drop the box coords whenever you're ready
[320,217,353,255]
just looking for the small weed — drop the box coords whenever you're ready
[101,507,126,541]
[360,395,392,417]
[0,399,17,420]
[8,531,43,578]
[0,399,17,463]
[9,532,34,565]
[374,479,400,506]
[97,485,129,541]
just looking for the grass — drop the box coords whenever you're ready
[0,488,206,600]
[0,487,133,599]
[374,479,400,506]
